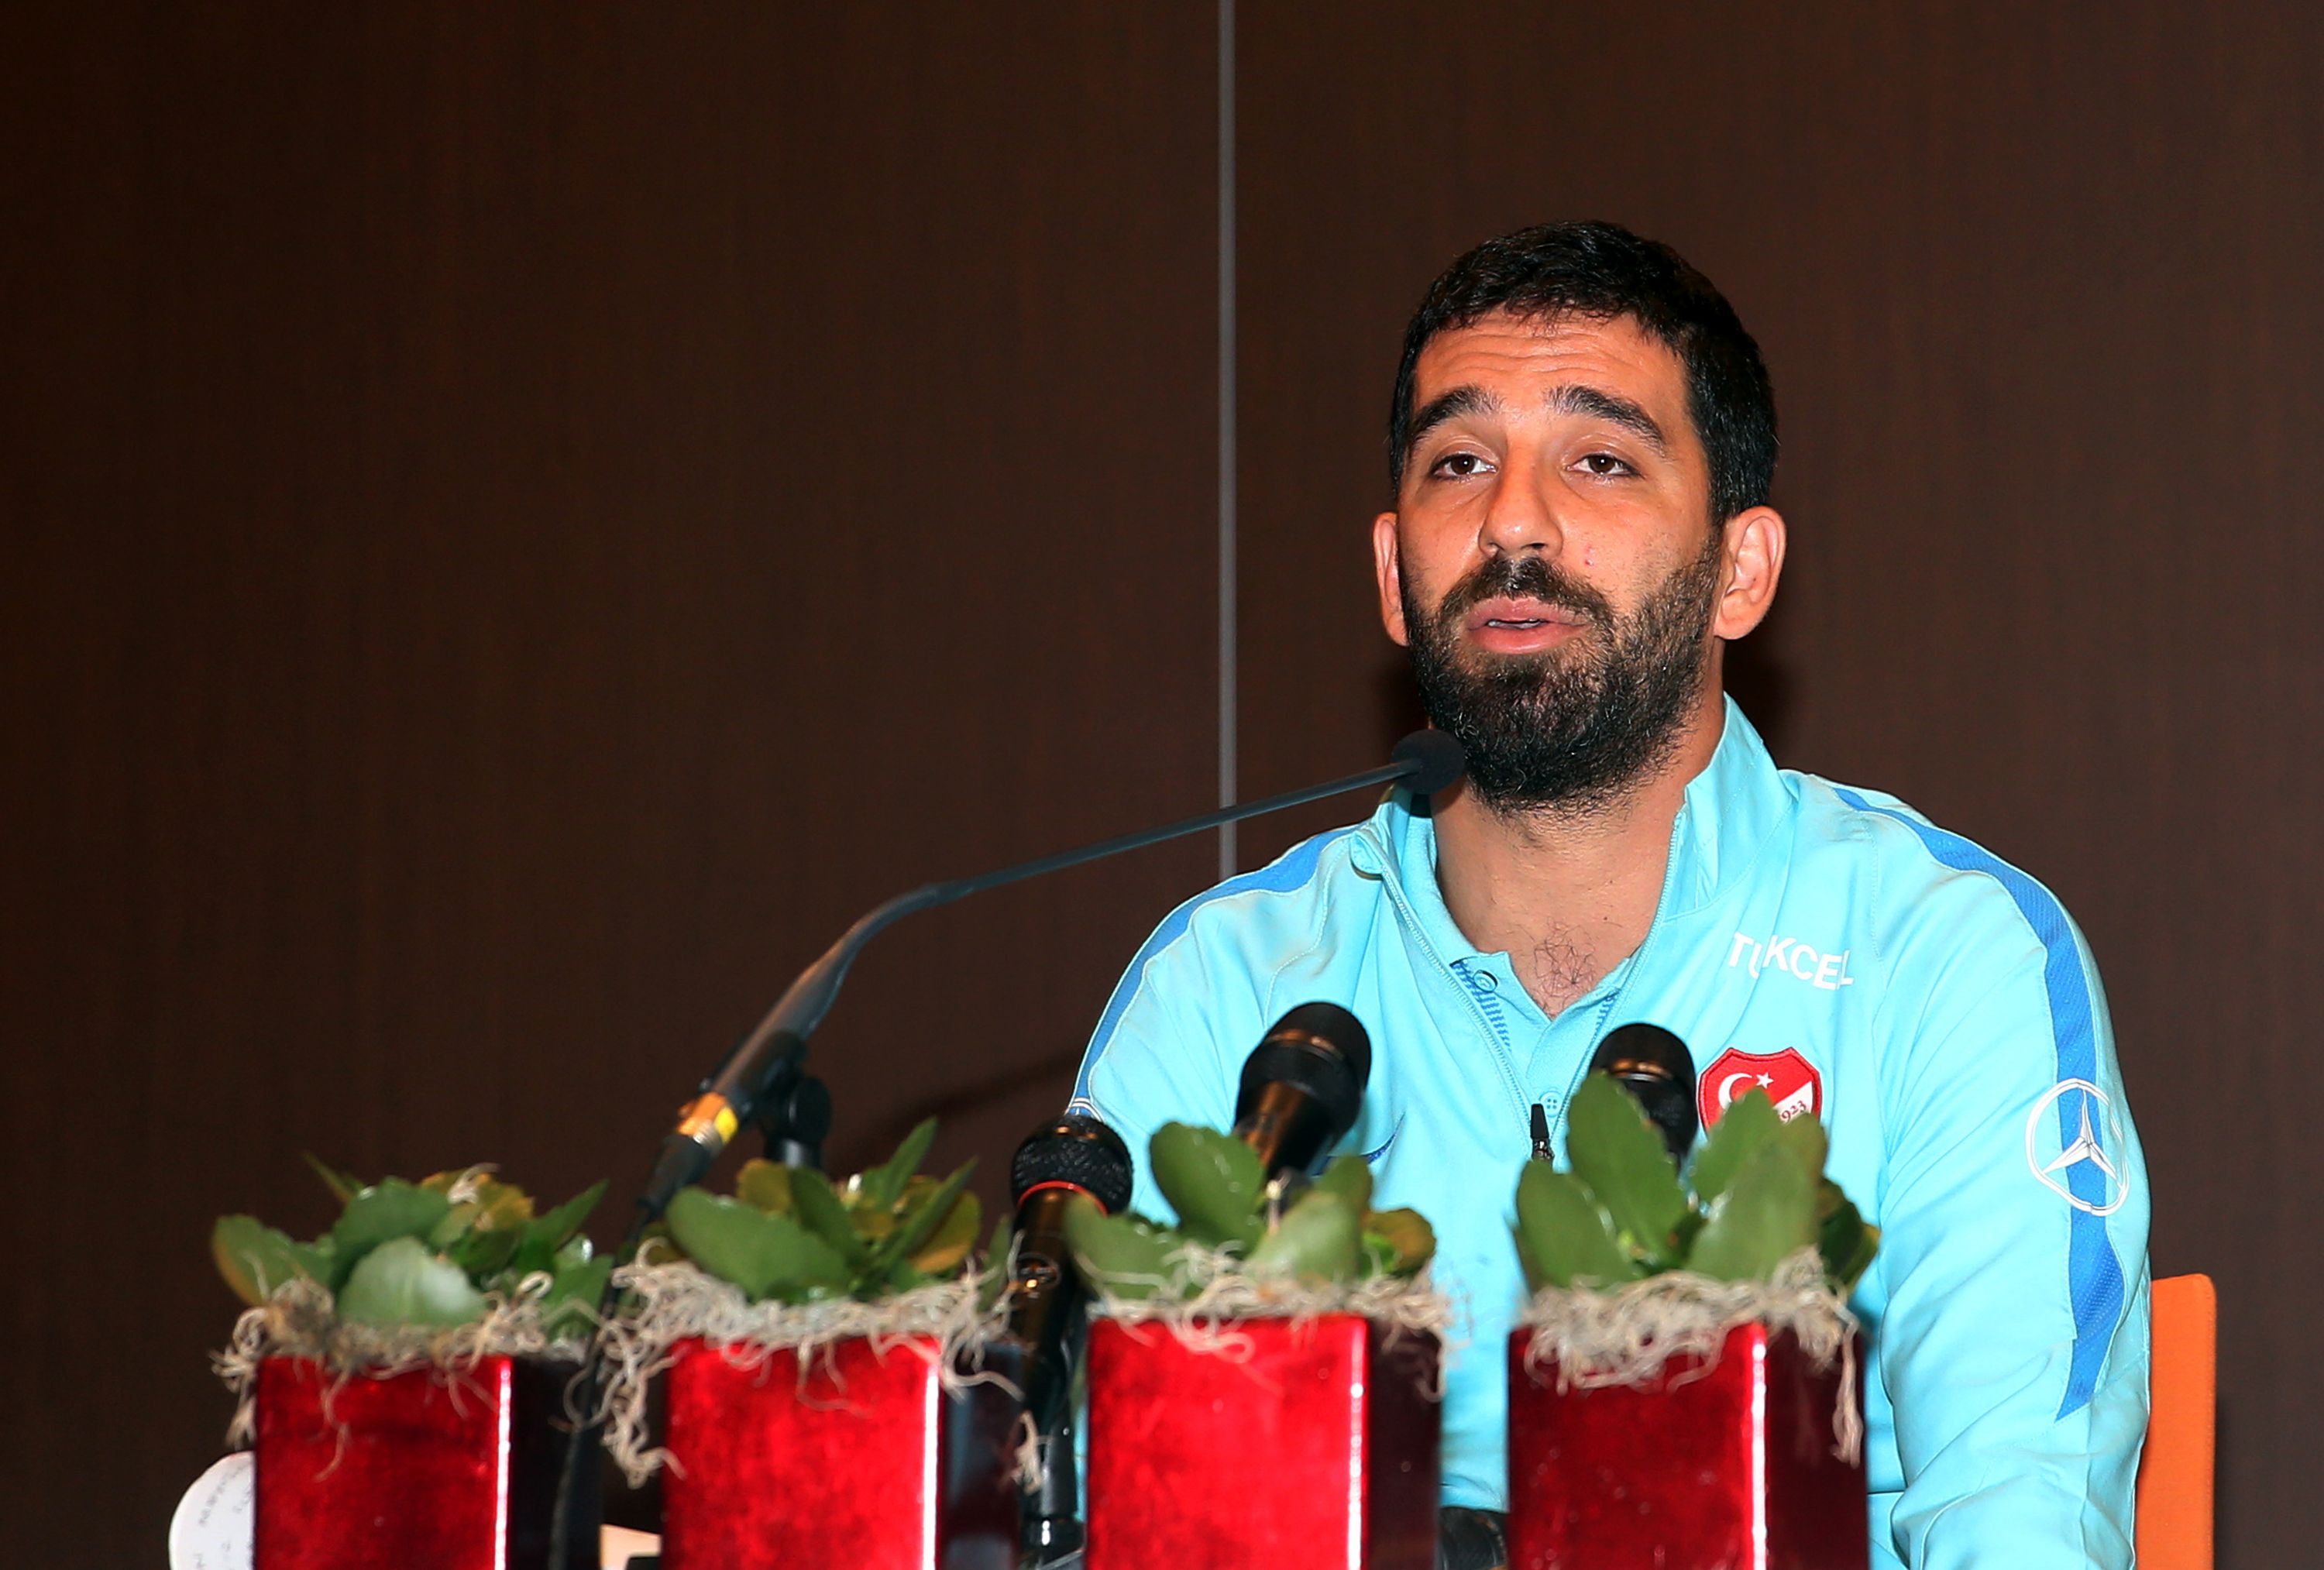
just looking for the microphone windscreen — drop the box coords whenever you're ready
[1390,729,1466,796]
[1011,1114,1135,1214]
[1263,1001,1373,1094]
[1591,1022,1698,1162]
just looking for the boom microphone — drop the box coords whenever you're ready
[1005,1115,1135,1564]
[1232,1002,1373,1181]
[636,730,1463,1220]
[1591,1022,1699,1166]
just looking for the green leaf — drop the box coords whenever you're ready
[1313,1153,1374,1215]
[1818,1199,1879,1295]
[735,1159,796,1214]
[1687,1086,1783,1206]
[861,1160,978,1286]
[1063,1195,1189,1302]
[1246,1190,1362,1283]
[211,1216,317,1306]
[978,1213,1013,1312]
[789,1167,872,1268]
[508,1180,607,1280]
[1360,1207,1436,1275]
[445,1224,523,1281]
[908,1187,982,1276]
[303,1154,366,1205]
[665,1187,850,1301]
[1149,1122,1266,1249]
[335,1236,490,1328]
[538,1254,613,1340]
[1778,1110,1829,1183]
[1565,1074,1689,1254]
[1514,1162,1641,1291]
[330,1180,455,1269]
[1686,1139,1819,1283]
[860,1118,938,1208]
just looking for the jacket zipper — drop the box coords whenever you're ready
[1363,825,1538,1127]
[1565,803,1691,1106]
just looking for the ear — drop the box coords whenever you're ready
[1372,510,1411,646]
[1711,505,1786,641]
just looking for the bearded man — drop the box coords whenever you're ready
[1068,222,2149,1569]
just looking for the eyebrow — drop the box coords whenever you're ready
[1406,384,1497,447]
[1404,381,1672,459]
[1548,383,1670,456]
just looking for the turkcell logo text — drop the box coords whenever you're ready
[1728,931,1855,991]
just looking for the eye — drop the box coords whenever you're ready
[1574,452,1635,477]
[1428,451,1493,479]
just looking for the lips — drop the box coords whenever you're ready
[1465,596,1589,634]
[1456,593,1593,657]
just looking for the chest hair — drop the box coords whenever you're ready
[1525,926,1604,1018]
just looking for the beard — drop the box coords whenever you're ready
[1402,534,1723,816]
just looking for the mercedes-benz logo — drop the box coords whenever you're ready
[2023,1079,2128,1216]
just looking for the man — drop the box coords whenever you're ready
[1069,221,2149,1568]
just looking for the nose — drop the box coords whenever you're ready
[1477,454,1563,558]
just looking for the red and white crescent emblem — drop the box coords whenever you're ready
[1698,1047,1824,1129]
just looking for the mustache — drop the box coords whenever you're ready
[1435,553,1614,629]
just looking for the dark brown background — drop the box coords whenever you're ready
[2,5,2310,1565]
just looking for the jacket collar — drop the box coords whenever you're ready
[1356,696,1789,964]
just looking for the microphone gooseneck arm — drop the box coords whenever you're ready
[637,733,1462,1221]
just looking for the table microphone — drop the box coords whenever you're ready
[1005,1115,1134,1565]
[1006,1114,1134,1416]
[1232,1001,1373,1180]
[1590,1022,1699,1166]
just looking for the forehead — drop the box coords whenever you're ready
[1411,310,1690,424]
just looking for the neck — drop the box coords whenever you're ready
[1432,685,1728,1016]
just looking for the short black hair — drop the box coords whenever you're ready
[1388,221,1777,525]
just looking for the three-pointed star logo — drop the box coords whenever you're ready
[2024,1079,2130,1215]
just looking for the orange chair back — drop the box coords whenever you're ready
[2136,1273,2216,1570]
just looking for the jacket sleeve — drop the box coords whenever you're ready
[1067,902,1272,1219]
[1871,866,2150,1570]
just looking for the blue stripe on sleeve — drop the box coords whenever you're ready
[1068,827,1356,1112]
[1833,788,2126,1419]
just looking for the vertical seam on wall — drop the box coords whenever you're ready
[1216,0,1238,879]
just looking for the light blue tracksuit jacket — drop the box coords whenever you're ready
[1070,699,2148,1568]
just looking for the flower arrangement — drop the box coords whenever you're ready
[596,1118,996,1487]
[212,1157,608,1337]
[1061,1121,1439,1314]
[1514,1074,1876,1297]
[1509,1071,1879,1475]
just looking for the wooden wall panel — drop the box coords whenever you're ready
[9,4,2314,1563]
[1235,5,2320,1565]
[0,5,1216,1559]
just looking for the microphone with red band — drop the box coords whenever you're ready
[1006,1114,1135,1565]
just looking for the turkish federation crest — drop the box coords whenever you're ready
[1698,1046,1824,1129]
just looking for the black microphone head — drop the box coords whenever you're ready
[1011,1113,1135,1214]
[1390,729,1466,796]
[1591,1022,1699,1163]
[1236,1001,1372,1142]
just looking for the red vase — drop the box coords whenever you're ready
[254,1354,587,1570]
[1505,1323,1868,1570]
[1083,1314,1439,1570]
[658,1334,1021,1570]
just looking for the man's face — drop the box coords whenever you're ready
[1373,310,1731,813]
